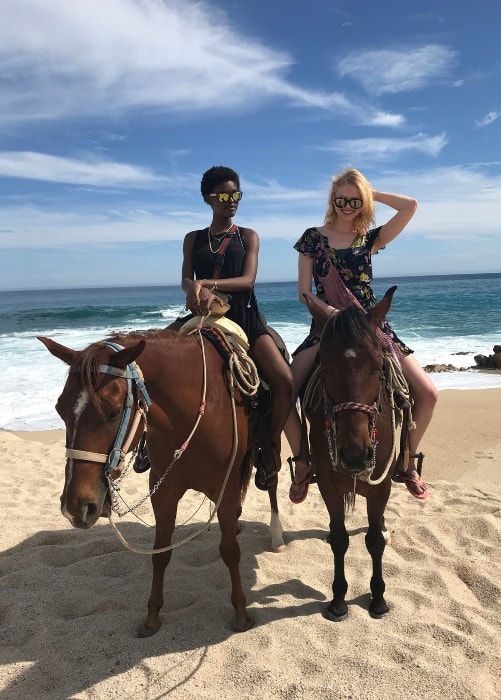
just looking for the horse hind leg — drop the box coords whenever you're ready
[217,502,254,632]
[267,482,285,553]
[382,515,391,545]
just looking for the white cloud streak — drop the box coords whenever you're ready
[475,111,501,127]
[0,151,163,187]
[338,45,457,95]
[0,0,359,122]
[1,165,499,249]
[322,134,448,161]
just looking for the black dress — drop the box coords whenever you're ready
[191,227,269,346]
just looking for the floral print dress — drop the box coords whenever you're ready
[293,226,412,355]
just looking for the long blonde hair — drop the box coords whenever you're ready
[324,168,376,235]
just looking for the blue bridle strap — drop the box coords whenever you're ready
[98,341,151,475]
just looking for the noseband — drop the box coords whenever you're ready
[65,342,151,476]
[322,384,381,478]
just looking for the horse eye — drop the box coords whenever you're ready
[108,408,122,421]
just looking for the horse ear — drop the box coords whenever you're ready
[367,286,397,328]
[110,340,146,369]
[38,336,80,366]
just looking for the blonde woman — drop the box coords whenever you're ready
[285,168,438,502]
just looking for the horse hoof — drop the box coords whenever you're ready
[231,615,255,633]
[323,602,348,622]
[369,602,389,619]
[137,621,161,638]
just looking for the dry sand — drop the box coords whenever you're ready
[1,389,500,699]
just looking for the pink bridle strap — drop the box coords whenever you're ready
[331,401,378,416]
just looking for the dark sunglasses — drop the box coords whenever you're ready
[334,196,363,210]
[209,191,243,203]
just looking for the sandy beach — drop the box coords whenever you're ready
[1,388,500,700]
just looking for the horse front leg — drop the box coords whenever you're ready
[267,482,285,553]
[365,496,390,619]
[138,493,179,638]
[324,494,350,622]
[217,500,254,632]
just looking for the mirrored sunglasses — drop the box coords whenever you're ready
[209,191,243,203]
[334,196,363,210]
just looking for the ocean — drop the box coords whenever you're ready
[1,273,501,431]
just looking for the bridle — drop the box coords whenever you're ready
[322,380,376,462]
[65,342,151,477]
[322,374,385,483]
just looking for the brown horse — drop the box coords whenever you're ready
[39,328,266,635]
[306,286,404,621]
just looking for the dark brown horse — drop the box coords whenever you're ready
[306,287,403,621]
[39,328,265,635]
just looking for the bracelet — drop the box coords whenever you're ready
[210,279,217,291]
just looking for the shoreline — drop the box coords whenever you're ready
[3,387,501,486]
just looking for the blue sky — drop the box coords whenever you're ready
[1,0,500,291]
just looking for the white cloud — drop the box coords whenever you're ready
[1,165,499,248]
[0,0,357,122]
[365,112,406,127]
[475,111,501,127]
[0,151,163,187]
[338,45,457,95]
[322,133,448,161]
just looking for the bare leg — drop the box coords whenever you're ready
[400,354,438,495]
[284,344,318,501]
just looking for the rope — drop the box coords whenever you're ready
[227,342,260,396]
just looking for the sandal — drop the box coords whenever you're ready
[398,471,428,500]
[288,456,315,504]
[393,451,428,500]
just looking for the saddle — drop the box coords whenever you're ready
[179,309,250,353]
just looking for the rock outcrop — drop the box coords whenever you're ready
[474,345,501,370]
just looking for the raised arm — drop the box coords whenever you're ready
[372,191,418,252]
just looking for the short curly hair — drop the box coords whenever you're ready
[324,168,375,235]
[200,166,240,198]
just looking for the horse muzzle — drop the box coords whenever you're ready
[338,444,374,475]
[61,487,111,529]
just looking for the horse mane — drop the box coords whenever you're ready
[70,329,186,413]
[321,305,377,351]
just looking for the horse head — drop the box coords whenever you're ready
[38,336,146,529]
[318,286,396,475]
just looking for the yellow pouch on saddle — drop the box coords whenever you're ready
[179,306,249,353]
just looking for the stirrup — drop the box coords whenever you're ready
[392,450,425,481]
[133,434,150,473]
[254,445,279,491]
[411,451,425,477]
[287,455,317,484]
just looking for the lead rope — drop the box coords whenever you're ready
[108,324,241,555]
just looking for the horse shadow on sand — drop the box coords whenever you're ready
[0,516,343,699]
